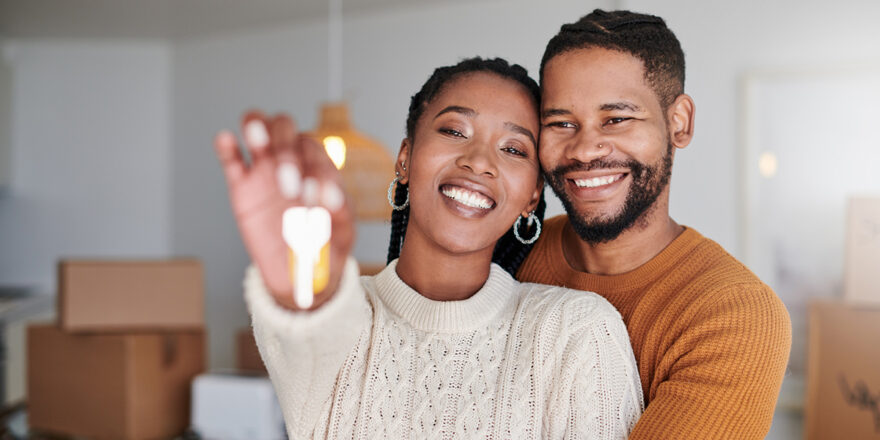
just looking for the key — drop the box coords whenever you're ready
[282,206,331,309]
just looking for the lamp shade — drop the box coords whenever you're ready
[307,102,395,221]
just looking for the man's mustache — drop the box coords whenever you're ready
[546,158,644,178]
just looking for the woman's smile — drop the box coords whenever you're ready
[439,176,497,218]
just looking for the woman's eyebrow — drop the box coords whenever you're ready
[505,122,537,147]
[434,105,476,119]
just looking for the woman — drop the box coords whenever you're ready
[214,58,642,438]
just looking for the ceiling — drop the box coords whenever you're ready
[0,0,452,39]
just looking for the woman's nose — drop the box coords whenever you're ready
[456,142,497,177]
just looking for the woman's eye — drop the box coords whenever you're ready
[501,146,527,157]
[439,128,466,138]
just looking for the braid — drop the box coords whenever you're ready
[492,188,547,276]
[386,181,410,264]
[386,56,543,273]
[540,9,685,110]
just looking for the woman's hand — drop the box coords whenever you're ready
[214,111,355,310]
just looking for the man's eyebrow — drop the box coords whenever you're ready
[434,105,476,119]
[504,122,537,147]
[541,108,571,118]
[600,102,643,112]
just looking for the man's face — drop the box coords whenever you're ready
[539,47,674,244]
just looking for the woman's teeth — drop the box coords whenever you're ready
[574,174,622,188]
[442,186,493,209]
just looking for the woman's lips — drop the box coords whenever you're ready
[440,184,495,210]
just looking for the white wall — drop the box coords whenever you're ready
[0,44,11,192]
[171,0,612,369]
[0,40,172,290]
[0,40,172,404]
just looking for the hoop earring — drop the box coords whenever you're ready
[513,211,541,244]
[387,174,409,211]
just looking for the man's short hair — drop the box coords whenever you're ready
[540,9,686,110]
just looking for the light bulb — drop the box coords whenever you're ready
[323,136,346,169]
[758,151,778,179]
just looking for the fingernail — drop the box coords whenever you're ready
[216,129,236,145]
[322,182,344,211]
[245,120,269,150]
[302,177,319,206]
[276,163,302,199]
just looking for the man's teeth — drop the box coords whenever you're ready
[574,174,622,188]
[442,187,493,209]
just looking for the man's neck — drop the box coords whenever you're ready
[561,208,684,276]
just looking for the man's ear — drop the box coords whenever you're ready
[522,176,544,217]
[396,139,410,184]
[668,94,695,149]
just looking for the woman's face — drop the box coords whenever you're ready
[399,71,542,257]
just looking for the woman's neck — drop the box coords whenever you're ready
[394,233,494,302]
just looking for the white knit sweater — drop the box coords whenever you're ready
[245,259,643,439]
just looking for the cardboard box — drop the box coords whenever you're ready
[191,373,285,440]
[236,327,267,375]
[59,259,203,331]
[805,301,880,439]
[359,263,385,276]
[844,197,880,304]
[27,324,206,440]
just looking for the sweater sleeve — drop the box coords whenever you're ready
[566,306,644,439]
[628,283,792,440]
[243,257,372,439]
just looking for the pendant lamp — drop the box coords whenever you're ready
[307,0,394,221]
[309,103,394,220]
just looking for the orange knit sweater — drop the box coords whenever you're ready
[518,216,791,439]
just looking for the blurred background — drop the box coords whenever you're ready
[1,0,879,438]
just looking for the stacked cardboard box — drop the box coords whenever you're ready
[28,260,206,440]
[806,197,880,440]
[236,328,266,375]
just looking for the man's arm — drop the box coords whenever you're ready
[629,283,792,439]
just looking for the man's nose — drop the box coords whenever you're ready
[565,128,613,164]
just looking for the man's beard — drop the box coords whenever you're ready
[544,143,673,245]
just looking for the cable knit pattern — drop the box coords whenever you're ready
[245,258,643,439]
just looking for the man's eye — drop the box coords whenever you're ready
[544,121,577,129]
[605,117,633,126]
[440,128,466,138]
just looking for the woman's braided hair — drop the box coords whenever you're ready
[386,57,545,276]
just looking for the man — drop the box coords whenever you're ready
[518,9,791,439]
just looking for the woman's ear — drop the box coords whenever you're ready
[396,139,411,184]
[522,176,544,217]
[668,94,695,150]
